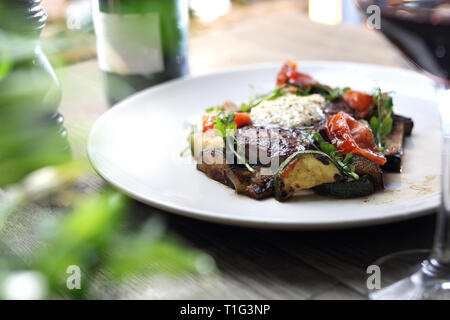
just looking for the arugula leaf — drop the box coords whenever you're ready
[214,111,236,138]
[241,82,352,112]
[240,84,312,112]
[205,106,224,112]
[240,97,264,112]
[214,112,254,172]
[380,116,393,137]
[370,88,394,152]
[302,132,359,180]
[314,85,350,101]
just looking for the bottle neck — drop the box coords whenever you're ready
[0,0,47,36]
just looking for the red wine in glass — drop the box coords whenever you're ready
[375,0,449,83]
[356,0,450,299]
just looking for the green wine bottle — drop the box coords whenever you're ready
[92,0,190,105]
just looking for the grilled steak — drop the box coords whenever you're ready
[197,148,274,199]
[235,125,311,167]
[323,99,355,117]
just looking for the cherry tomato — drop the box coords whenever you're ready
[234,112,252,128]
[276,60,317,87]
[325,111,386,166]
[342,90,373,119]
[202,110,220,131]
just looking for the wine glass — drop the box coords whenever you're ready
[355,0,450,299]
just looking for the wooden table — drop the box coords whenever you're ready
[2,11,436,299]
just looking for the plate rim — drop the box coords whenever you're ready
[87,60,440,230]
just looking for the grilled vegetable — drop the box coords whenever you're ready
[274,150,342,201]
[382,121,405,172]
[314,175,375,198]
[351,154,384,190]
[190,130,224,158]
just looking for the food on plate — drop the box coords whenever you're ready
[188,61,413,201]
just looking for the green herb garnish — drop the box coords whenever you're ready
[205,105,224,112]
[214,111,254,172]
[314,85,350,101]
[303,132,359,180]
[369,88,393,152]
[180,123,198,157]
[240,84,312,112]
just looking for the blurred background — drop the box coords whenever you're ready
[41,0,363,67]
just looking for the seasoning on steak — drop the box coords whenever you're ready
[235,125,312,167]
[197,148,274,199]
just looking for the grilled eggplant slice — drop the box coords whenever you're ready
[274,151,342,201]
[351,154,384,190]
[382,121,405,172]
[314,175,374,198]
[382,115,414,172]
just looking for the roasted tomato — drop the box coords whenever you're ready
[233,112,252,128]
[202,111,251,132]
[325,111,386,166]
[276,60,317,88]
[342,90,373,119]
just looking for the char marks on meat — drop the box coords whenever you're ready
[235,125,312,167]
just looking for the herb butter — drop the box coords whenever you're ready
[250,93,326,128]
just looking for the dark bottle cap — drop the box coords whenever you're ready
[0,0,47,34]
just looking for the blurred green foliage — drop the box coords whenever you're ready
[0,163,216,300]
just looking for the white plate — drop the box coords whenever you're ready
[88,61,441,229]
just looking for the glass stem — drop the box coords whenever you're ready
[429,87,450,269]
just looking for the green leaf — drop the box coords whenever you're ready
[343,153,354,164]
[0,49,13,81]
[296,86,311,96]
[240,83,312,112]
[320,141,336,155]
[384,96,393,112]
[240,103,251,112]
[369,87,394,149]
[370,116,379,132]
[205,105,223,112]
[380,116,393,137]
[213,111,253,172]
[311,132,358,180]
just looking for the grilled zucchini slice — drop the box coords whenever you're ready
[274,150,342,201]
[314,175,374,198]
